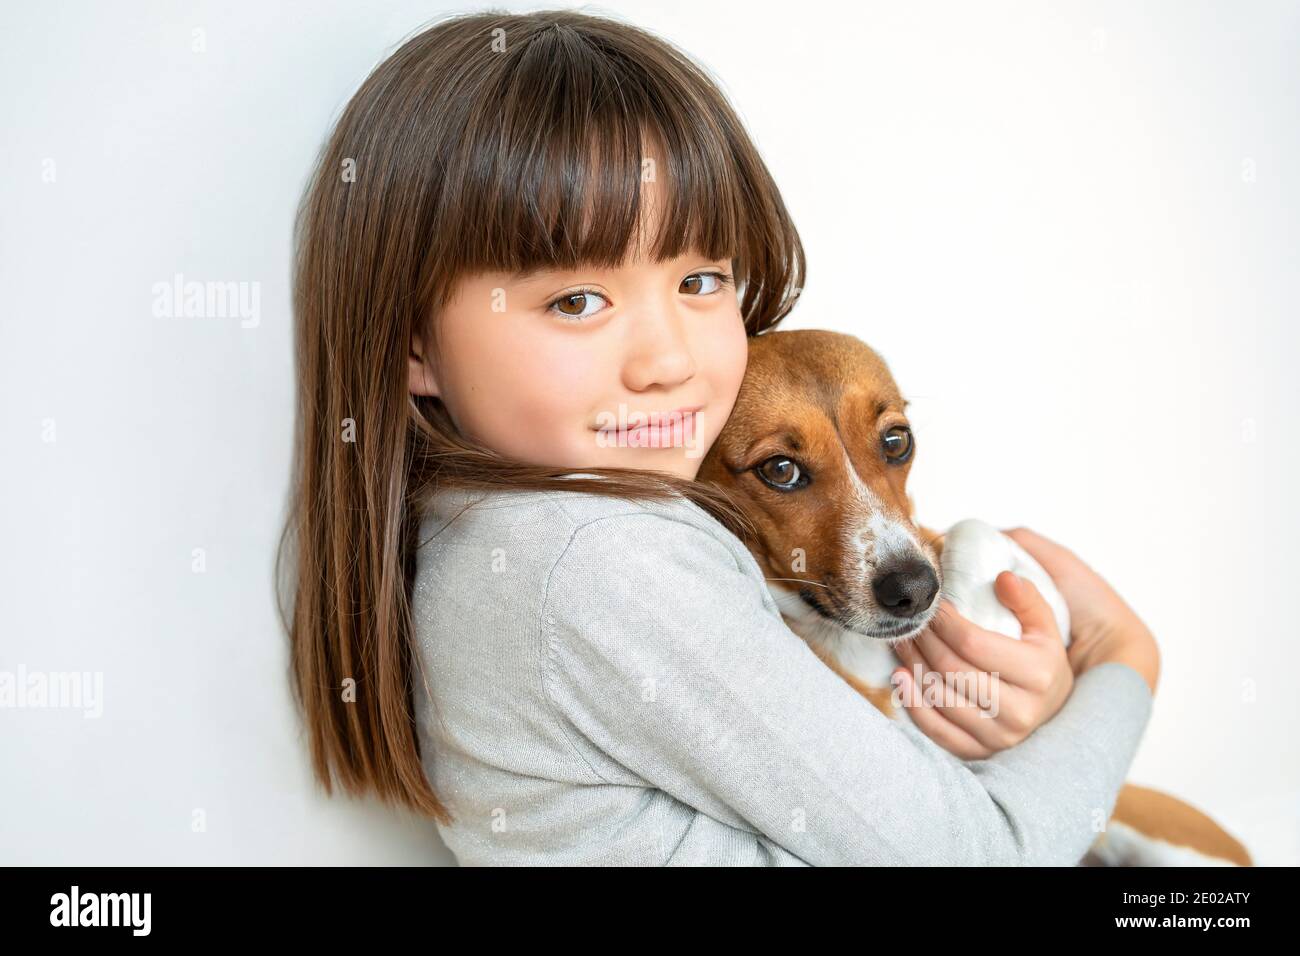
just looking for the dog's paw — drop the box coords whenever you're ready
[939,518,1070,646]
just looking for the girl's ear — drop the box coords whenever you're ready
[408,331,441,397]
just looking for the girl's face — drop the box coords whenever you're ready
[409,180,749,481]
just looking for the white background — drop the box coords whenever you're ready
[2,0,1296,864]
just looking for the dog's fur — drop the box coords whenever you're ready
[698,329,1251,867]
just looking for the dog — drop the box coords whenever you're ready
[697,328,1251,867]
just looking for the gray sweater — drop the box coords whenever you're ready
[411,480,1153,866]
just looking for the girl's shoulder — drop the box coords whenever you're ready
[413,474,770,618]
[410,476,776,697]
[416,474,736,560]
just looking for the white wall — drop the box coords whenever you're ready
[2,0,1296,864]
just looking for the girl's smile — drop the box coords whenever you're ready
[592,403,703,455]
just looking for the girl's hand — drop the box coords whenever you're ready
[1001,526,1160,695]
[890,572,1073,761]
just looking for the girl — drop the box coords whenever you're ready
[279,8,1159,865]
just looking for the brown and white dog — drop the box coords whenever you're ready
[698,328,1251,867]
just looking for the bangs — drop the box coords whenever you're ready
[419,16,803,332]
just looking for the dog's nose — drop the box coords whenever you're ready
[871,560,939,618]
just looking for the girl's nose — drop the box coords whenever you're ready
[621,305,697,391]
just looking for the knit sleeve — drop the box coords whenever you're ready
[539,509,1153,866]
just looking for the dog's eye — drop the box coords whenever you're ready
[882,425,914,464]
[756,456,809,491]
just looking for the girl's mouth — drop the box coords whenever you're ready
[595,406,702,447]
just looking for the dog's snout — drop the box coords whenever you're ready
[871,559,939,619]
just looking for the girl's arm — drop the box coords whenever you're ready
[541,511,1152,867]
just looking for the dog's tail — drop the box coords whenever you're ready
[1093,783,1253,866]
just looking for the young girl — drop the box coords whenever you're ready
[279,8,1159,865]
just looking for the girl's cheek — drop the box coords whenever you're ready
[490,339,607,455]
[714,308,750,402]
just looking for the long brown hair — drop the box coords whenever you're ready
[277,7,805,824]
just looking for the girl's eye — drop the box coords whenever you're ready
[548,289,610,321]
[681,270,734,295]
[546,270,733,321]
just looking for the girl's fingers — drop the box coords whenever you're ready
[893,639,939,690]
[893,636,922,668]
[911,665,1027,751]
[891,669,992,760]
[896,632,1022,752]
[992,571,1059,644]
[926,594,1050,689]
[914,624,980,688]
[899,627,990,718]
